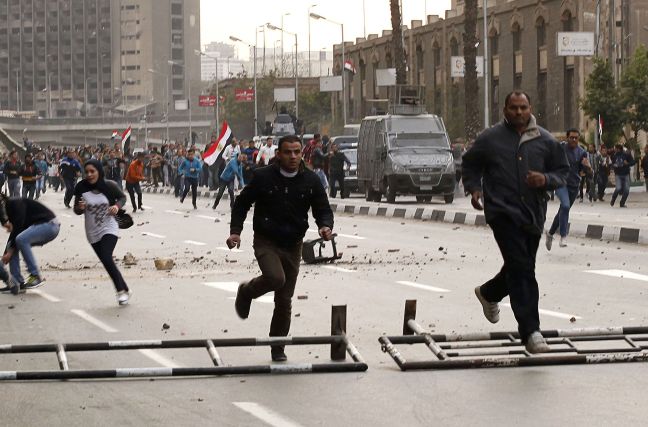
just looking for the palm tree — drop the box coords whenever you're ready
[390,0,406,84]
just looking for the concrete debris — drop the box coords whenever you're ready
[570,317,577,323]
[123,253,138,266]
[7,305,14,309]
[297,295,308,300]
[162,323,170,330]
[387,249,400,253]
[154,258,175,271]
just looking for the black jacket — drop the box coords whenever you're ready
[1,198,57,251]
[4,160,21,180]
[611,151,635,176]
[230,163,334,247]
[462,117,569,234]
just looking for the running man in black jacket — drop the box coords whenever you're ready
[463,91,569,353]
[226,135,334,362]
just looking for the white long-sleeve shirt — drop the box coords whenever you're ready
[257,145,277,165]
[222,145,241,162]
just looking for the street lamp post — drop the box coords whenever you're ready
[230,36,258,136]
[168,60,192,144]
[267,24,299,121]
[310,13,346,126]
[307,4,318,77]
[196,50,220,131]
[281,13,290,76]
[147,68,170,143]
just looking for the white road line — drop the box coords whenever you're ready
[396,281,450,293]
[197,215,218,220]
[585,269,648,282]
[184,240,207,246]
[165,210,184,215]
[30,289,61,302]
[216,246,244,253]
[306,229,366,240]
[140,205,154,210]
[138,349,181,368]
[141,232,166,239]
[501,303,582,320]
[322,266,357,273]
[70,309,118,333]
[233,402,302,427]
[60,213,72,218]
[203,282,273,303]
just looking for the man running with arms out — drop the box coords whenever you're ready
[462,91,569,353]
[226,135,334,362]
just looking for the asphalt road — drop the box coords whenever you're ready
[1,189,648,426]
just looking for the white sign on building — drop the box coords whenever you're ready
[376,68,397,87]
[556,32,595,56]
[274,88,296,102]
[450,56,484,78]
[319,76,343,92]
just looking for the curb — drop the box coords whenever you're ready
[143,187,647,246]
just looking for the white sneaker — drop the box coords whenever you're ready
[117,291,130,305]
[474,286,500,323]
[545,231,553,251]
[525,331,550,354]
[559,237,567,247]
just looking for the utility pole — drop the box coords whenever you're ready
[463,0,480,141]
[483,0,489,128]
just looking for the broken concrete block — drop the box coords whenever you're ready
[154,258,175,271]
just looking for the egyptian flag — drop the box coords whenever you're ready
[121,126,132,153]
[344,59,356,74]
[203,121,232,166]
[111,130,119,140]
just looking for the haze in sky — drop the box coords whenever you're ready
[200,0,452,58]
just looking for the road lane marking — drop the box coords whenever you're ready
[501,303,582,320]
[138,349,181,368]
[322,266,357,273]
[184,240,207,246]
[71,309,118,333]
[197,215,218,220]
[203,282,273,304]
[140,205,153,210]
[60,213,72,218]
[30,289,61,302]
[165,210,184,215]
[232,402,302,427]
[396,281,450,293]
[585,269,648,282]
[141,232,166,239]
[307,229,366,240]
[216,246,244,253]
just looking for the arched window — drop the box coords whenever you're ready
[512,22,522,89]
[416,44,424,85]
[489,28,500,124]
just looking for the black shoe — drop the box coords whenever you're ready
[212,202,218,210]
[132,207,137,213]
[180,197,185,204]
[64,203,70,208]
[620,204,627,208]
[610,200,615,206]
[139,206,145,211]
[271,348,287,362]
[234,283,252,319]
[193,204,197,210]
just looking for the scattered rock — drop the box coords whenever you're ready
[570,317,576,323]
[438,247,444,251]
[387,249,400,253]
[7,305,14,309]
[297,295,308,300]
[154,258,175,271]
[347,245,358,249]
[162,323,170,330]
[295,313,301,317]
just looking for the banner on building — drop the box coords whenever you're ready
[319,76,343,92]
[175,99,189,111]
[235,89,255,102]
[199,95,217,107]
[556,32,595,56]
[450,56,484,78]
[376,68,397,87]
[274,87,295,102]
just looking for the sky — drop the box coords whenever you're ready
[200,0,452,59]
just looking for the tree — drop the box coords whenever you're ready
[389,0,406,84]
[620,45,648,153]
[462,0,480,141]
[580,58,625,147]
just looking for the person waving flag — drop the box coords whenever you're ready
[204,121,232,166]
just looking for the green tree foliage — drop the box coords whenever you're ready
[580,58,625,147]
[620,45,648,153]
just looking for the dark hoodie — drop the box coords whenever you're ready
[73,159,126,215]
[0,195,57,251]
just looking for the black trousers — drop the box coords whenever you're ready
[181,177,198,205]
[213,179,235,208]
[241,236,302,353]
[91,234,129,292]
[329,172,345,198]
[479,221,541,343]
[63,177,77,206]
[126,182,142,210]
[152,167,162,187]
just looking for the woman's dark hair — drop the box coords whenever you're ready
[277,135,302,151]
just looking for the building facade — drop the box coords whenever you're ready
[336,0,648,137]
[0,0,200,118]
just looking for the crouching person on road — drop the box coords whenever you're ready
[462,91,569,354]
[226,135,334,362]
[0,193,60,293]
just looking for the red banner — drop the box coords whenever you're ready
[234,89,255,102]
[198,95,217,107]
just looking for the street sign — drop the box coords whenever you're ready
[274,87,295,102]
[175,99,189,111]
[376,68,396,87]
[557,32,595,56]
[234,89,255,102]
[198,95,217,107]
[320,76,343,92]
[450,56,484,78]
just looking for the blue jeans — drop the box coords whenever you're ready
[10,220,60,282]
[611,174,630,206]
[36,176,46,197]
[549,186,579,237]
[8,178,20,198]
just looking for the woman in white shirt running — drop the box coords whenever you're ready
[73,159,131,305]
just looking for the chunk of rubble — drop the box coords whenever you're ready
[123,252,138,266]
[154,258,175,271]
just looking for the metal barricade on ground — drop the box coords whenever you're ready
[379,300,648,371]
[0,306,367,381]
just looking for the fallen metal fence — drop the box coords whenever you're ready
[0,305,367,381]
[379,300,648,371]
